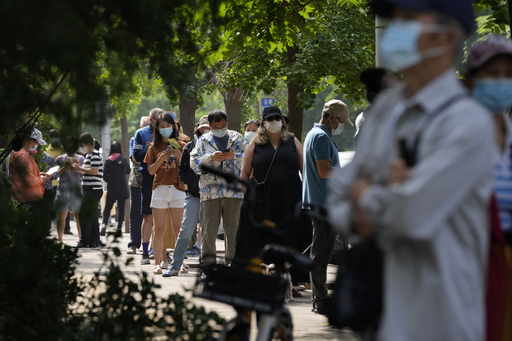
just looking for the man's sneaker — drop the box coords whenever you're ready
[126,246,137,255]
[162,267,179,277]
[141,252,150,265]
[74,241,89,250]
[64,230,73,235]
[185,245,201,256]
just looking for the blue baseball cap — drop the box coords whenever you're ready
[372,0,475,34]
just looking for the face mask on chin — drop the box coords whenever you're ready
[379,19,448,71]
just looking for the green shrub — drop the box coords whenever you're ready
[0,198,224,341]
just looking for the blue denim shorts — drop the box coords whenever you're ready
[54,181,83,213]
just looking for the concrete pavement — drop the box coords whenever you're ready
[55,221,360,340]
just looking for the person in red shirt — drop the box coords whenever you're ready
[9,128,51,216]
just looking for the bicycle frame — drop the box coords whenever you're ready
[194,165,313,340]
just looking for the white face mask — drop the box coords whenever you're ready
[79,146,88,154]
[379,19,448,71]
[244,131,257,143]
[212,128,228,138]
[203,129,210,135]
[331,123,344,136]
[265,121,282,134]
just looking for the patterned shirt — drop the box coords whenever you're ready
[40,152,57,190]
[190,130,247,201]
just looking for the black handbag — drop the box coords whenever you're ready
[328,238,383,333]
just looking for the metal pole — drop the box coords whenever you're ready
[375,16,388,67]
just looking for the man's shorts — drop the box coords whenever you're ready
[54,181,83,213]
[141,173,154,215]
[150,185,186,209]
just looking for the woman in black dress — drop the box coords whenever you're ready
[235,106,311,283]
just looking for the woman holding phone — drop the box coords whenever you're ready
[144,113,186,274]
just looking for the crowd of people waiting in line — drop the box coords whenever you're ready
[5,0,512,338]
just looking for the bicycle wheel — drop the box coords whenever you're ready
[219,315,251,341]
[270,309,293,341]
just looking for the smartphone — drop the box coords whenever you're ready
[222,148,231,153]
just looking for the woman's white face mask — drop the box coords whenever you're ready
[265,121,282,133]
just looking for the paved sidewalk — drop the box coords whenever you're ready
[55,221,360,340]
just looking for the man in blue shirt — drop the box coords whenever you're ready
[302,99,352,315]
[132,108,166,264]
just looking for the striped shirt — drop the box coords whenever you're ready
[494,113,512,234]
[82,150,103,190]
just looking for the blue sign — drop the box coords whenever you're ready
[260,97,275,113]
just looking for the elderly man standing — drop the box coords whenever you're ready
[327,0,494,340]
[302,99,353,315]
[190,110,247,267]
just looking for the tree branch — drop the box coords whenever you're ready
[284,0,321,18]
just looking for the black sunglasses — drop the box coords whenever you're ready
[266,115,282,122]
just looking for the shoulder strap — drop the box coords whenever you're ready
[252,141,281,185]
[399,93,467,167]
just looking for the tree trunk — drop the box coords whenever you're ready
[287,81,304,141]
[120,115,130,233]
[286,45,304,141]
[178,88,198,139]
[222,86,243,133]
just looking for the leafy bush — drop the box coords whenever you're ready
[0,198,224,340]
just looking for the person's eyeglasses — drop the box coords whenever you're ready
[266,115,282,122]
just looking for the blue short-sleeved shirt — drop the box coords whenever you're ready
[132,126,153,174]
[302,123,339,207]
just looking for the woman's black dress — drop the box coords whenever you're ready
[234,137,312,281]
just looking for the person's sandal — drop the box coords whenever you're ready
[153,265,162,275]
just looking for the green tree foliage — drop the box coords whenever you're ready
[0,0,232,154]
[474,0,511,35]
[209,0,375,138]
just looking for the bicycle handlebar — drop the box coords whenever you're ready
[258,244,314,274]
[200,164,249,187]
[200,163,291,236]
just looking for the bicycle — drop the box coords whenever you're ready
[193,164,314,341]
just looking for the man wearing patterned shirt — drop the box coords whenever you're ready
[190,110,247,267]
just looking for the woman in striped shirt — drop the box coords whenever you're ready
[466,35,512,341]
[72,132,104,250]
